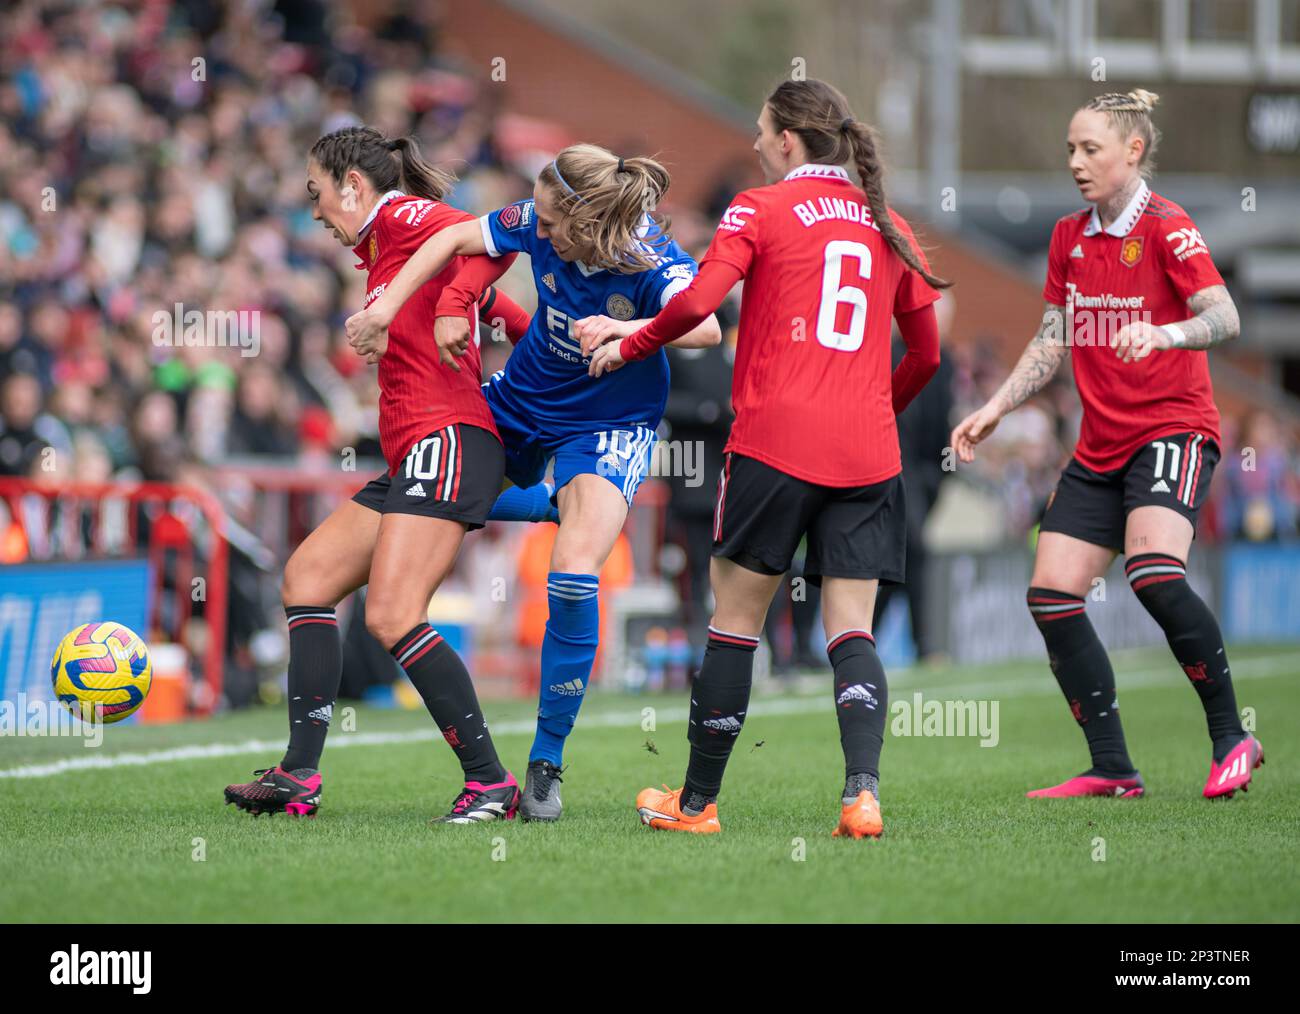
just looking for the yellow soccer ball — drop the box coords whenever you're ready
[49,622,153,724]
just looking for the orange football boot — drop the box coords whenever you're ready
[833,790,884,838]
[635,785,721,833]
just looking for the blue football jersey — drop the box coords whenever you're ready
[479,200,697,435]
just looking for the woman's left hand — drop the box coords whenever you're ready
[588,337,627,377]
[575,314,634,357]
[1111,320,1172,363]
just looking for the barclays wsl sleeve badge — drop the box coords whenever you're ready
[606,293,635,320]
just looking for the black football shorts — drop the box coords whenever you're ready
[1039,431,1219,551]
[352,423,504,530]
[711,452,906,585]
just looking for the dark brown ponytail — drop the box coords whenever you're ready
[766,79,951,290]
[309,126,455,201]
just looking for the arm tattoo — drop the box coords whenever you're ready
[992,303,1069,415]
[1175,285,1240,350]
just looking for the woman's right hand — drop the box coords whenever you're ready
[434,315,472,373]
[950,402,1003,464]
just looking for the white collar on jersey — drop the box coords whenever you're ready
[784,163,852,182]
[355,189,407,242]
[1083,179,1150,238]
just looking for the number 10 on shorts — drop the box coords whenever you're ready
[405,435,443,480]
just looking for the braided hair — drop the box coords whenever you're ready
[309,126,455,201]
[1082,89,1162,178]
[765,78,950,290]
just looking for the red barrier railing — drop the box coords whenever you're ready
[0,478,229,715]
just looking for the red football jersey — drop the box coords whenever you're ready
[703,164,940,487]
[352,192,500,473]
[1043,182,1223,473]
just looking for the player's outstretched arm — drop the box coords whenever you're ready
[950,302,1067,463]
[575,313,721,354]
[431,253,529,369]
[344,220,486,361]
[667,313,723,349]
[587,261,742,377]
[380,218,487,320]
[435,251,518,330]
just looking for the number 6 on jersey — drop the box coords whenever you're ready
[817,240,871,352]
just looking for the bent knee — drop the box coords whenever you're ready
[282,553,327,609]
[363,600,423,651]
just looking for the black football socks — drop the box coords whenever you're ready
[282,606,341,772]
[391,624,506,784]
[681,626,758,815]
[1126,554,1245,761]
[1027,588,1136,775]
[827,629,887,800]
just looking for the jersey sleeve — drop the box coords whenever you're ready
[479,200,537,259]
[699,188,764,276]
[1157,212,1225,301]
[1042,219,1070,305]
[636,255,699,317]
[890,215,942,315]
[434,252,518,323]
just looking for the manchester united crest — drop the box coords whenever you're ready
[606,293,635,321]
[1119,236,1143,268]
[368,233,379,265]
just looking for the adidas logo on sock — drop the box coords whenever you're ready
[703,715,742,732]
[549,679,585,697]
[1150,479,1171,493]
[836,684,878,708]
[307,704,333,723]
[406,482,427,497]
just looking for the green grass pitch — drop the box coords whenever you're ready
[1,644,1296,923]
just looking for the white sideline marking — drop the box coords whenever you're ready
[0,654,1292,780]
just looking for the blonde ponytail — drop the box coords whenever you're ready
[537,144,673,273]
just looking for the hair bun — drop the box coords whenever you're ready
[1128,88,1160,111]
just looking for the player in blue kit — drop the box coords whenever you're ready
[347,144,721,821]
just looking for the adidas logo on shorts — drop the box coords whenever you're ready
[406,482,427,497]
[836,684,879,708]
[1150,479,1171,493]
[703,715,742,733]
[548,679,585,697]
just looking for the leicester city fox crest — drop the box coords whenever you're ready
[606,293,635,320]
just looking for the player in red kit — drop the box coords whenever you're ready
[952,91,1262,801]
[587,79,948,838]
[225,127,532,824]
